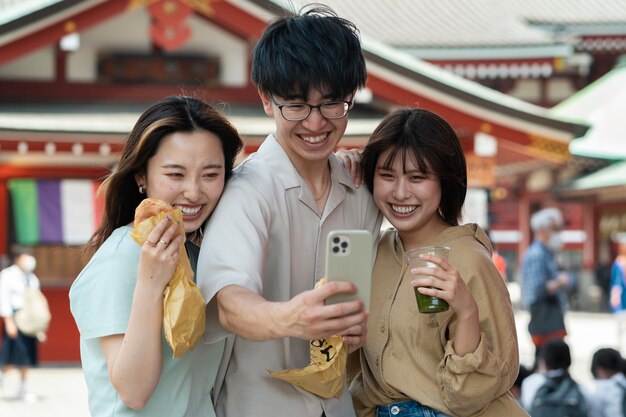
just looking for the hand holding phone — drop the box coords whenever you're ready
[323,230,373,310]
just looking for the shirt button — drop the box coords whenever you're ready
[375,357,380,367]
[390,405,400,415]
[380,325,385,333]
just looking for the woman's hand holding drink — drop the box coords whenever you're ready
[405,246,450,314]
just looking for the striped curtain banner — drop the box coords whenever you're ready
[8,178,104,245]
[8,179,40,245]
[38,180,62,242]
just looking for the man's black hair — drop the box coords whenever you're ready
[251,4,366,100]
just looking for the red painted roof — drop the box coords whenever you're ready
[0,0,589,172]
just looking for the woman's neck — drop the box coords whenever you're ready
[399,217,449,251]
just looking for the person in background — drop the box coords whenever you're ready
[520,207,569,370]
[492,251,508,281]
[520,338,589,416]
[594,242,613,312]
[0,245,40,401]
[589,347,626,417]
[350,108,526,417]
[490,238,508,282]
[69,96,243,417]
[484,229,508,281]
[197,5,382,417]
[609,236,626,313]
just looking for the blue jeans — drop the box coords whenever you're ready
[376,400,451,417]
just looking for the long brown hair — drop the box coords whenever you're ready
[86,96,243,252]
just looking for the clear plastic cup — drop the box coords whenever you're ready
[405,246,450,313]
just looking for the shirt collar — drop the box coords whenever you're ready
[255,134,300,189]
[256,134,358,192]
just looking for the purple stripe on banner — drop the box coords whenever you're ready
[37,180,63,243]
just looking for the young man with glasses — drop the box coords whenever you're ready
[197,5,381,417]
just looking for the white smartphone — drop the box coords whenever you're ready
[324,230,373,310]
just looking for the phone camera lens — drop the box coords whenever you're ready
[333,237,340,244]
[341,242,348,248]
[332,246,340,253]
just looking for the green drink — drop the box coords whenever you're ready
[405,246,450,314]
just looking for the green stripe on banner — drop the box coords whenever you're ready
[8,178,40,244]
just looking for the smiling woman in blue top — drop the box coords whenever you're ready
[69,96,243,417]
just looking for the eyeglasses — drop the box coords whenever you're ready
[269,96,353,122]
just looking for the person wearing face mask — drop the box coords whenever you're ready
[0,245,41,401]
[520,207,570,371]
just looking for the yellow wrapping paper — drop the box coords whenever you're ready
[268,279,348,398]
[130,200,206,358]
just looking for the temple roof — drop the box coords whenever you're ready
[270,0,626,48]
[552,61,626,160]
[5,0,626,48]
[556,160,626,199]
[0,0,590,172]
[0,0,63,26]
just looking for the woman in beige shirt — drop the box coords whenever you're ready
[349,108,528,417]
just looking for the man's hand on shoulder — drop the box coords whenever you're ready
[335,147,363,187]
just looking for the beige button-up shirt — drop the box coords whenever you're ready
[350,226,528,417]
[198,134,382,417]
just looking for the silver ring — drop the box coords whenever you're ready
[158,239,168,245]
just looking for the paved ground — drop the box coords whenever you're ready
[0,366,89,417]
[1,309,624,417]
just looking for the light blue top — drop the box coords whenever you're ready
[589,372,626,417]
[70,226,223,417]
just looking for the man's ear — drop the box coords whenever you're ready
[258,89,274,117]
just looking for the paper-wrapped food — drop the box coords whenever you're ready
[130,198,206,358]
[268,278,348,398]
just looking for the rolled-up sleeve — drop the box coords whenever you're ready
[436,257,519,416]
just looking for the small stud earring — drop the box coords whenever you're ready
[139,185,144,194]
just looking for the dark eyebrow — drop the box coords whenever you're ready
[203,163,224,170]
[161,163,185,169]
[376,166,427,176]
[161,163,223,170]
